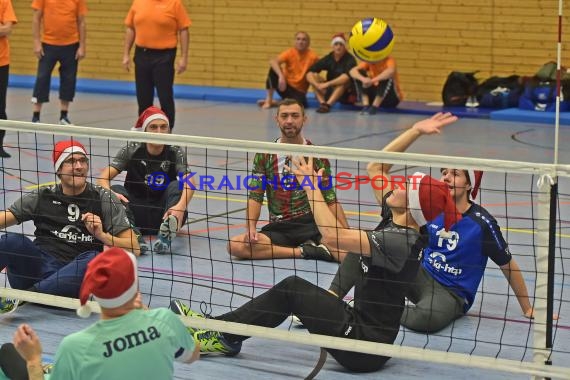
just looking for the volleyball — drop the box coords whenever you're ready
[348,18,395,63]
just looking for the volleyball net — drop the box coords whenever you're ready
[0,121,568,379]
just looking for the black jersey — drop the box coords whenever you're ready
[9,183,130,262]
[110,142,188,201]
[355,224,424,343]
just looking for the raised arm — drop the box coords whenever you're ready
[367,112,458,204]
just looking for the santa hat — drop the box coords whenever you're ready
[53,140,88,172]
[408,172,461,235]
[77,247,138,318]
[331,33,346,46]
[466,170,484,200]
[132,106,169,132]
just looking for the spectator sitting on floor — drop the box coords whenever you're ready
[349,55,403,115]
[306,33,357,114]
[257,31,319,109]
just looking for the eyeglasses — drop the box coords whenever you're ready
[62,157,89,166]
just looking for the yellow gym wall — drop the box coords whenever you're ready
[9,0,567,102]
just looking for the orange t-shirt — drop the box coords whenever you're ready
[31,0,87,46]
[125,0,191,50]
[358,57,404,99]
[278,47,319,93]
[0,0,17,67]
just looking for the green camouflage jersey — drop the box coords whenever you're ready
[248,140,337,221]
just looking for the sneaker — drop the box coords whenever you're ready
[31,116,40,123]
[139,241,151,255]
[152,215,178,254]
[59,116,72,125]
[136,234,150,255]
[159,215,178,240]
[42,364,54,374]
[169,300,241,356]
[0,297,19,315]
[290,314,304,327]
[316,103,331,113]
[360,106,371,115]
[300,242,335,262]
[169,300,205,335]
[368,106,378,115]
[152,237,171,254]
[170,300,204,319]
[194,329,242,356]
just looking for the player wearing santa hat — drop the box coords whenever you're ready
[168,125,461,373]
[326,113,540,334]
[11,247,199,379]
[0,140,140,315]
[97,106,195,254]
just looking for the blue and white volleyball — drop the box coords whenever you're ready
[349,18,395,63]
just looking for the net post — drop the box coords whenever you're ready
[533,174,555,379]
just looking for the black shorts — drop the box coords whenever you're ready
[259,213,322,247]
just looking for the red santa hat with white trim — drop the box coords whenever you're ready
[52,140,88,172]
[77,247,139,318]
[132,106,169,132]
[407,172,462,236]
[466,170,484,200]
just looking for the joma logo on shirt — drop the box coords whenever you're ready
[102,326,161,357]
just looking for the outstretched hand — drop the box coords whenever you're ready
[286,156,325,191]
[412,112,458,135]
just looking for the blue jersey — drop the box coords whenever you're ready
[421,203,512,311]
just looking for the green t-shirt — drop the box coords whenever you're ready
[47,308,195,380]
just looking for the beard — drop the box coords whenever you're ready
[280,126,301,138]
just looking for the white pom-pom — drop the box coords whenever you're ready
[77,304,92,318]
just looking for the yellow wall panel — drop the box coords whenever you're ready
[7,0,567,101]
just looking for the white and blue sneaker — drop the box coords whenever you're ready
[0,297,19,315]
[152,215,178,254]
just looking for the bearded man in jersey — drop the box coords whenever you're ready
[0,140,139,314]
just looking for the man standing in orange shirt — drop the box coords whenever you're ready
[31,0,87,125]
[123,0,191,130]
[0,0,16,157]
[257,31,319,109]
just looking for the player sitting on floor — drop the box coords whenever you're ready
[0,140,139,314]
[227,98,349,262]
[170,157,460,373]
[97,106,195,254]
[329,113,551,333]
[11,247,199,379]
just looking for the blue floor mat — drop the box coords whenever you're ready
[8,75,492,119]
[490,107,570,125]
